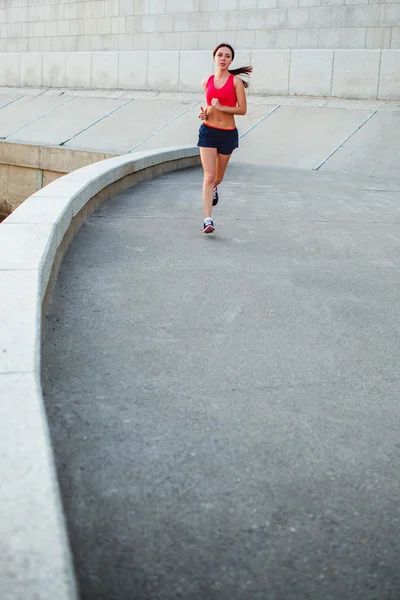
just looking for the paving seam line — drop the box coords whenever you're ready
[0,94,25,110]
[128,101,200,152]
[313,110,378,171]
[239,104,281,140]
[0,96,76,140]
[59,98,135,146]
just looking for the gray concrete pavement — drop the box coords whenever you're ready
[42,163,400,600]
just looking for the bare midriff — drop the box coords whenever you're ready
[204,108,236,130]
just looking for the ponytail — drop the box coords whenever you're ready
[228,66,253,89]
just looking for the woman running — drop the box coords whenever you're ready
[198,43,252,234]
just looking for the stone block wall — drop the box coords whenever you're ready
[0,0,399,53]
[1,1,400,99]
[1,49,400,100]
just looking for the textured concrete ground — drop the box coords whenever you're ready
[42,163,400,600]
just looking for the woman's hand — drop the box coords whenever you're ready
[199,106,207,120]
[211,98,223,111]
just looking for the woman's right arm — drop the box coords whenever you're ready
[199,78,208,120]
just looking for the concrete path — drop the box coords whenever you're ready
[42,163,400,600]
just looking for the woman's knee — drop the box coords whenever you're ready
[204,172,216,186]
[214,176,223,186]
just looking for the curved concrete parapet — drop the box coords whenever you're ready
[0,146,200,600]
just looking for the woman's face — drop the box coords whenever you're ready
[214,47,233,70]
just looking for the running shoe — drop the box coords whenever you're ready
[213,186,219,206]
[203,217,215,234]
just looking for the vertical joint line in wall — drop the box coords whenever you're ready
[178,50,181,93]
[330,50,335,97]
[376,49,383,100]
[146,49,149,90]
[40,52,43,89]
[117,51,120,89]
[63,52,67,89]
[38,146,44,188]
[16,53,21,87]
[288,48,292,96]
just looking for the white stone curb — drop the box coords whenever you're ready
[0,145,200,600]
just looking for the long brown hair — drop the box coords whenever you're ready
[213,43,253,89]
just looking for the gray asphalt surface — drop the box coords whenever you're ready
[42,163,400,600]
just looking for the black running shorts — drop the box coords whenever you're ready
[197,123,239,155]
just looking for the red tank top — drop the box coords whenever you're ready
[205,74,237,107]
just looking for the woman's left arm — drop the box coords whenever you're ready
[211,77,247,115]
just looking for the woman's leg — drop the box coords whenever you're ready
[200,147,218,218]
[215,152,233,187]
